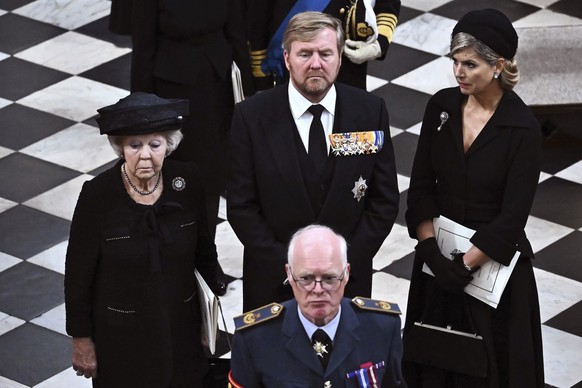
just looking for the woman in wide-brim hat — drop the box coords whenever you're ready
[65,92,219,387]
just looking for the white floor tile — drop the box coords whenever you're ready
[0,314,26,336]
[397,173,410,193]
[216,221,244,279]
[15,31,131,75]
[0,375,28,388]
[218,196,227,221]
[0,96,11,109]
[525,215,574,253]
[30,304,66,336]
[392,13,457,56]
[534,268,582,323]
[405,122,422,136]
[219,279,243,334]
[0,252,21,272]
[20,123,117,173]
[542,325,582,388]
[33,367,93,388]
[515,0,561,8]
[399,0,451,12]
[17,76,128,122]
[555,160,582,185]
[371,272,410,328]
[24,175,94,221]
[14,0,110,30]
[391,57,457,95]
[513,9,582,28]
[372,223,416,271]
[27,241,69,275]
[0,146,14,159]
[0,197,17,214]
[539,171,553,184]
[366,75,389,92]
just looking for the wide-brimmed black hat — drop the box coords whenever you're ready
[452,8,518,60]
[96,92,189,136]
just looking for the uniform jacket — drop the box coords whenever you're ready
[230,298,406,387]
[130,0,254,95]
[65,160,218,388]
[403,87,544,387]
[227,82,399,311]
[247,0,401,89]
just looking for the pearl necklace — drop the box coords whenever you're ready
[122,163,162,196]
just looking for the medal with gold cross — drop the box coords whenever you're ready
[313,340,329,358]
[352,176,368,202]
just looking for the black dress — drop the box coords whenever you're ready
[65,160,219,388]
[403,87,544,387]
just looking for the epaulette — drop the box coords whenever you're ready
[351,296,401,315]
[233,302,284,331]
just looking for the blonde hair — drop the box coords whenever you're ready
[283,11,345,55]
[451,32,519,90]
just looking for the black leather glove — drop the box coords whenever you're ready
[415,237,473,293]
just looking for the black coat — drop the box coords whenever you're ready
[227,83,400,311]
[403,87,544,387]
[65,160,218,388]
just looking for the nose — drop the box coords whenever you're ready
[140,147,152,159]
[453,63,463,78]
[309,53,322,69]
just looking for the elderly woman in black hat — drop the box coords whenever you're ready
[403,9,544,387]
[64,92,219,387]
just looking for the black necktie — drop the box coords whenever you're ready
[308,104,327,174]
[312,328,333,368]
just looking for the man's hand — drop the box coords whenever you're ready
[72,337,98,379]
[343,39,382,64]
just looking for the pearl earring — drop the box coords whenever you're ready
[493,72,499,79]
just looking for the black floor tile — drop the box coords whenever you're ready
[89,158,118,176]
[0,205,70,259]
[540,119,582,174]
[0,153,81,203]
[397,5,425,24]
[530,177,582,230]
[75,15,132,48]
[373,83,431,129]
[0,323,70,386]
[0,0,34,11]
[534,230,582,283]
[395,189,408,228]
[0,261,64,320]
[0,57,69,100]
[79,52,132,90]
[0,103,75,150]
[382,251,415,280]
[549,0,582,20]
[0,13,65,55]
[391,131,419,178]
[545,300,582,338]
[432,0,540,22]
[369,43,440,81]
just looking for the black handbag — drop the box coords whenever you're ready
[403,291,488,378]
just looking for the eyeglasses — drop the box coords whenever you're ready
[289,266,347,291]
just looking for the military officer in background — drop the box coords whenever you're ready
[228,225,406,387]
[246,0,401,90]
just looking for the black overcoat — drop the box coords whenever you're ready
[65,160,218,388]
[227,83,400,311]
[403,87,544,387]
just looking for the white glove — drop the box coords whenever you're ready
[343,39,382,65]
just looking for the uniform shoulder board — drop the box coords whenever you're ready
[351,296,401,315]
[234,302,284,331]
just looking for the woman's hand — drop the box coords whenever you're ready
[72,337,97,379]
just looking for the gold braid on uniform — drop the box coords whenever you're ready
[250,48,268,78]
[376,13,398,43]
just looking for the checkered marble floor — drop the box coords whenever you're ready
[0,0,581,387]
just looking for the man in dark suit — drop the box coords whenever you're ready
[228,225,405,387]
[227,11,399,311]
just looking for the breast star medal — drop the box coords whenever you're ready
[313,341,329,358]
[352,176,368,202]
[172,177,186,191]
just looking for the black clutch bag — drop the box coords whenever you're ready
[403,292,488,378]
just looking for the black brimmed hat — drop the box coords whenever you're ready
[96,92,189,136]
[452,8,518,60]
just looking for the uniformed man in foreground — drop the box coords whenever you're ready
[228,224,406,387]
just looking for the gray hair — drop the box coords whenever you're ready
[283,11,345,55]
[108,129,183,158]
[451,32,519,90]
[287,224,348,268]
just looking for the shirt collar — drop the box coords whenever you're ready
[288,82,336,119]
[298,304,341,341]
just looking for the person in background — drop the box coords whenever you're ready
[229,224,405,387]
[403,9,544,387]
[227,11,399,312]
[247,0,400,90]
[65,92,219,387]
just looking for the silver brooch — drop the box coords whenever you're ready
[437,111,449,131]
[172,177,186,191]
[352,176,368,202]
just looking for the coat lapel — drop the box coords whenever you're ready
[325,299,360,377]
